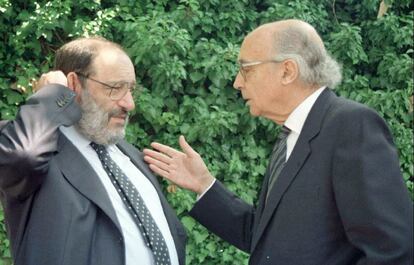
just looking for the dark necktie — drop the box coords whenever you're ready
[266,126,290,200]
[90,142,171,265]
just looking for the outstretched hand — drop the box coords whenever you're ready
[143,136,215,195]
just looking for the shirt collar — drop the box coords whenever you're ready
[284,86,326,134]
[60,125,92,149]
[60,126,121,154]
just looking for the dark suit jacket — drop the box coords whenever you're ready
[190,89,413,265]
[0,84,186,265]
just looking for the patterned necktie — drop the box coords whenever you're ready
[266,126,291,200]
[90,142,171,265]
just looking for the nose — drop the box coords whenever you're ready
[117,90,135,111]
[233,71,244,90]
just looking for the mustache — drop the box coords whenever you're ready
[108,108,129,119]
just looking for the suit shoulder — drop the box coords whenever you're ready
[117,140,143,158]
[323,94,393,141]
[328,94,384,122]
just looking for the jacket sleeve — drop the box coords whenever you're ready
[332,106,413,265]
[189,180,255,252]
[0,84,81,200]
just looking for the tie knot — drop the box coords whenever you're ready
[90,142,106,153]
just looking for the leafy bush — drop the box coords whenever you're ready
[0,0,412,264]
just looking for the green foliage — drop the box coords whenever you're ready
[0,0,413,264]
[0,212,11,265]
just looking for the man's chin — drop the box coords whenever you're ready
[97,130,125,145]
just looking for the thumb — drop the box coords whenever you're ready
[179,135,197,156]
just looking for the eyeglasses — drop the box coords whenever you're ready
[238,59,283,81]
[76,72,137,100]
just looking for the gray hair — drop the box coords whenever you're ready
[271,26,342,88]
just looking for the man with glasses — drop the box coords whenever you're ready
[143,19,413,264]
[0,37,186,265]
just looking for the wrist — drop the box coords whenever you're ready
[196,173,215,195]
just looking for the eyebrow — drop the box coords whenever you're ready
[238,58,260,64]
[106,80,136,86]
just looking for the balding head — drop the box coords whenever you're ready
[246,19,342,88]
[250,20,324,49]
[54,36,127,77]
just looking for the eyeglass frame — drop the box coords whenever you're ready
[75,72,137,100]
[237,59,284,81]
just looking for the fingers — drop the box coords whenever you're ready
[143,152,171,173]
[35,71,68,92]
[147,136,196,158]
[145,155,184,190]
[143,148,173,164]
[148,164,170,179]
[150,142,183,157]
[179,135,198,156]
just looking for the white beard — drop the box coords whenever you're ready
[75,89,128,145]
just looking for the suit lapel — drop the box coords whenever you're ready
[56,137,184,263]
[55,134,122,232]
[116,140,178,224]
[116,141,163,195]
[251,89,336,252]
[117,141,186,264]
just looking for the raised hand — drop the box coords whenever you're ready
[143,135,215,195]
[34,71,68,92]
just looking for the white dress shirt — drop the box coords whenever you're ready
[199,86,326,198]
[60,126,179,265]
[284,86,325,160]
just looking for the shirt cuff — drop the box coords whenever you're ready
[196,179,216,201]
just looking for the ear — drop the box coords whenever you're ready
[66,72,83,102]
[281,59,299,85]
[67,72,84,92]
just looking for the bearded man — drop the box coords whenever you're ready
[0,37,186,265]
